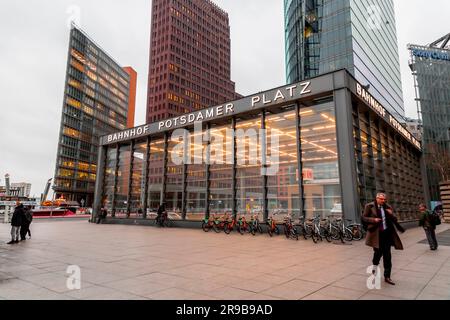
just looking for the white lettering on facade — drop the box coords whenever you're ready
[273,90,285,102]
[251,96,261,107]
[300,81,312,95]
[357,83,420,149]
[286,85,297,97]
[225,103,234,114]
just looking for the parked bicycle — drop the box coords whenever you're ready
[283,215,299,241]
[237,215,251,235]
[267,216,280,237]
[249,214,263,236]
[224,215,239,234]
[202,215,215,232]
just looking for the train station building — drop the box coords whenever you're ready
[92,70,426,225]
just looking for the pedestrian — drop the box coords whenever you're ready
[419,204,439,251]
[20,206,33,241]
[156,203,167,227]
[7,202,25,244]
[362,193,405,286]
[96,202,108,224]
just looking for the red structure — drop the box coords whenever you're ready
[146,0,239,124]
[123,67,138,128]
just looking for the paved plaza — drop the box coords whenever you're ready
[0,220,450,300]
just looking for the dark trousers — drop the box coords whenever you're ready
[20,222,31,240]
[372,230,393,278]
[424,228,438,250]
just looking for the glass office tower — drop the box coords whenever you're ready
[409,34,450,201]
[285,0,405,121]
[53,25,137,206]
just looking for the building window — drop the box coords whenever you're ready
[300,102,341,219]
[115,144,131,217]
[266,109,300,222]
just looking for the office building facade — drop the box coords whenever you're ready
[53,25,137,206]
[285,0,405,121]
[146,0,238,124]
[93,70,424,225]
[409,33,450,201]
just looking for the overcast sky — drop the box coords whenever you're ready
[0,0,449,198]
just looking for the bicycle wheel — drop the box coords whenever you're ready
[268,225,273,237]
[238,224,245,235]
[213,223,221,233]
[284,225,290,239]
[351,225,364,241]
[292,229,299,241]
[344,228,353,242]
[202,222,210,232]
[320,227,332,243]
[311,230,318,243]
[275,226,280,235]
[224,224,232,234]
[250,225,256,236]
[258,225,263,234]
[330,227,340,240]
[300,226,308,240]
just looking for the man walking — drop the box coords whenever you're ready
[419,204,439,251]
[7,202,25,244]
[363,193,405,286]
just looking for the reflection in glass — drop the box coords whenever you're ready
[103,147,117,216]
[130,140,147,216]
[115,144,131,217]
[235,116,263,219]
[209,123,233,216]
[300,103,341,219]
[266,109,300,222]
[148,139,165,215]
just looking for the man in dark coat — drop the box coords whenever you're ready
[7,202,25,244]
[362,193,405,286]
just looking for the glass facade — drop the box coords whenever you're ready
[94,72,424,225]
[353,102,424,221]
[53,25,134,206]
[300,103,341,219]
[284,0,405,120]
[209,123,234,216]
[409,45,450,201]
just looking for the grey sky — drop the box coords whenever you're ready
[0,0,448,198]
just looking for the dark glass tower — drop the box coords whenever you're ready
[285,0,405,120]
[409,33,450,201]
[53,25,136,206]
[146,0,238,124]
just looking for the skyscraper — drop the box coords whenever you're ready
[285,0,405,120]
[146,0,238,124]
[409,33,450,201]
[53,24,137,206]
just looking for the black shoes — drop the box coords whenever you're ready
[6,240,19,244]
[385,278,396,286]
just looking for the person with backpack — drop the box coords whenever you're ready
[20,206,33,240]
[362,193,405,286]
[419,204,440,251]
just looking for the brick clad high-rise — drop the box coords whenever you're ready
[146,0,238,123]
